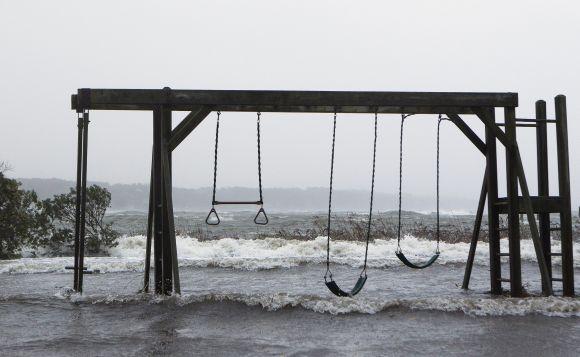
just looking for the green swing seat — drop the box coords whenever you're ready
[325,275,368,297]
[395,251,440,270]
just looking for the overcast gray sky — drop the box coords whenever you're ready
[1,1,579,206]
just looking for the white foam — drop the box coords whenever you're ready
[54,290,580,317]
[110,235,580,269]
[2,235,578,274]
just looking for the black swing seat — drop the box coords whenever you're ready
[325,275,367,297]
[395,251,439,269]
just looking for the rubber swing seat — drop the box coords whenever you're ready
[395,251,439,269]
[325,275,367,297]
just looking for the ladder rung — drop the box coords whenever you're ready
[499,253,510,257]
[549,252,562,257]
[514,118,557,123]
[552,278,563,282]
[496,227,509,232]
[496,123,537,128]
[549,227,561,231]
[498,278,511,283]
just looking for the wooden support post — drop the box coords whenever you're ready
[72,114,84,291]
[535,100,552,294]
[77,112,89,294]
[162,141,181,294]
[160,106,173,294]
[555,95,575,296]
[462,166,488,289]
[153,108,164,294]
[505,106,523,297]
[485,110,502,295]
[143,150,154,293]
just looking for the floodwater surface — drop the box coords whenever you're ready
[1,213,579,356]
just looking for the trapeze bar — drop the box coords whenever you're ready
[213,200,263,205]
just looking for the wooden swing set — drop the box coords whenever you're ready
[69,88,575,298]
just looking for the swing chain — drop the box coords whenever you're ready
[397,113,413,253]
[436,115,442,253]
[436,114,450,254]
[256,112,264,204]
[361,110,379,277]
[211,111,221,206]
[325,112,337,280]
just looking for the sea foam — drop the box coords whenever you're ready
[1,235,578,274]
[54,289,580,317]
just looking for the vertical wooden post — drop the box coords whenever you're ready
[485,109,502,295]
[505,106,523,297]
[73,113,84,291]
[143,150,154,293]
[77,112,89,294]
[153,107,164,294]
[535,100,552,294]
[160,106,173,294]
[462,167,487,290]
[162,140,181,294]
[555,95,575,296]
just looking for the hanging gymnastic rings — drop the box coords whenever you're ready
[205,207,220,225]
[253,206,269,225]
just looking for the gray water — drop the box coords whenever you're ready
[1,212,579,356]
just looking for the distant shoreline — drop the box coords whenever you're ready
[17,177,478,212]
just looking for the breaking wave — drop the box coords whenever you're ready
[1,235,578,274]
[51,290,580,317]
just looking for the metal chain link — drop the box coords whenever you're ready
[398,113,445,254]
[361,111,379,276]
[397,113,412,251]
[211,111,221,205]
[325,112,337,278]
[436,115,442,253]
[436,114,449,253]
[256,112,263,204]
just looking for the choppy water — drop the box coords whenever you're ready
[1,213,579,356]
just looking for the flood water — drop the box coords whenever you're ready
[0,212,579,356]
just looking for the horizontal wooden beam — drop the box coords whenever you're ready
[72,89,518,113]
[495,196,565,214]
[70,102,483,114]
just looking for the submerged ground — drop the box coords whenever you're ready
[1,212,579,356]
